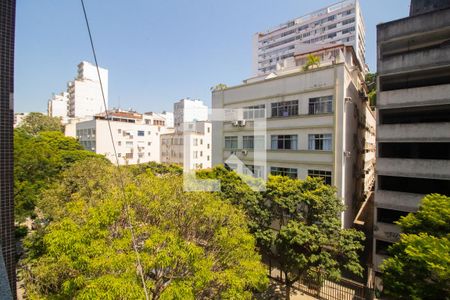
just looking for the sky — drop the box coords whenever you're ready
[15,0,410,113]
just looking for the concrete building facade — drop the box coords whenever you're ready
[47,92,69,122]
[0,0,16,297]
[252,0,366,75]
[68,61,108,118]
[213,45,375,228]
[68,109,167,165]
[373,4,450,276]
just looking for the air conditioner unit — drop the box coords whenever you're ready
[230,150,237,155]
[241,150,248,156]
[344,151,352,157]
[238,120,246,127]
[232,121,239,127]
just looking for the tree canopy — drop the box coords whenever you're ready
[23,161,268,299]
[18,112,63,135]
[381,194,450,300]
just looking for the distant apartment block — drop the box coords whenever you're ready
[68,61,108,118]
[14,112,29,128]
[161,121,212,170]
[47,92,69,122]
[373,1,450,275]
[66,109,167,165]
[252,0,366,75]
[213,45,375,228]
[160,98,211,169]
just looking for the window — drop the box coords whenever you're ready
[125,141,133,147]
[308,170,332,185]
[243,136,254,149]
[137,130,145,136]
[377,208,409,224]
[148,131,151,135]
[243,104,265,119]
[271,100,298,117]
[309,96,333,114]
[148,142,151,146]
[118,141,122,146]
[193,151,198,159]
[207,155,210,161]
[207,127,210,133]
[271,135,297,150]
[225,136,238,149]
[207,143,210,149]
[308,134,332,151]
[118,153,121,157]
[200,139,203,145]
[193,138,198,146]
[200,151,203,157]
[118,129,122,133]
[270,167,298,179]
[138,153,144,158]
[148,152,151,156]
[328,24,337,30]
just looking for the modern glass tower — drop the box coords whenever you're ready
[0,0,17,298]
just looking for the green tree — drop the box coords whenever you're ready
[211,83,228,91]
[303,54,321,71]
[18,112,63,135]
[14,130,105,220]
[24,162,268,299]
[381,194,450,300]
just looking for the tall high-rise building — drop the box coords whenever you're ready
[68,61,108,118]
[373,0,450,283]
[252,0,366,75]
[0,0,16,298]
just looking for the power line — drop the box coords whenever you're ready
[79,1,150,299]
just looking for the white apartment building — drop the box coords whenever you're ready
[161,121,212,170]
[70,109,167,165]
[68,61,108,118]
[373,4,450,278]
[159,111,174,128]
[47,92,69,123]
[174,98,208,129]
[253,0,366,75]
[212,45,375,228]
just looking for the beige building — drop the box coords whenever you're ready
[212,45,375,228]
[67,109,168,165]
[373,1,450,276]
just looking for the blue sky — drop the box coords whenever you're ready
[15,0,410,113]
